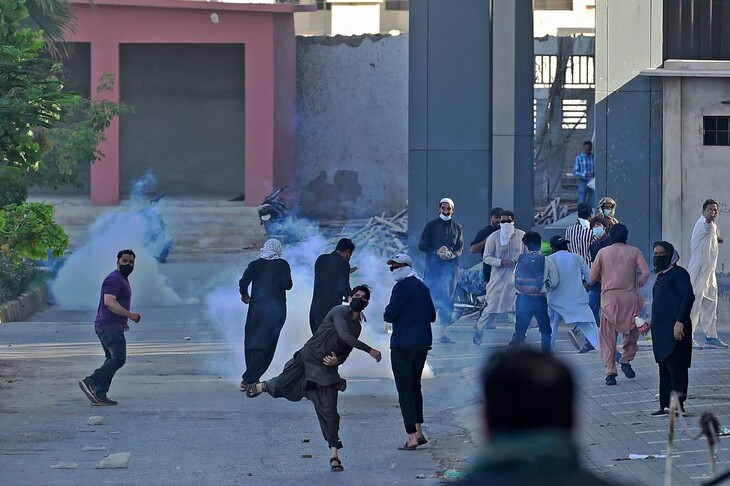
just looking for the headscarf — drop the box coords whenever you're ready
[260,238,282,260]
[608,223,628,244]
[653,241,679,274]
[597,196,617,219]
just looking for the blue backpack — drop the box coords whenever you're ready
[514,252,545,294]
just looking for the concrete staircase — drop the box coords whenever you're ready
[29,196,267,255]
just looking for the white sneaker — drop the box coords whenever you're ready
[692,339,705,350]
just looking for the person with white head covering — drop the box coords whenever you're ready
[418,197,464,343]
[473,210,527,345]
[238,238,293,391]
[384,253,436,449]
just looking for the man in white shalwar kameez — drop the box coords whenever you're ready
[473,210,526,345]
[547,236,600,354]
[687,199,728,349]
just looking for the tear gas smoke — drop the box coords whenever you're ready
[50,172,180,308]
[204,222,434,381]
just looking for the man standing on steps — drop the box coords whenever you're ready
[309,238,356,334]
[79,249,141,406]
[688,199,728,350]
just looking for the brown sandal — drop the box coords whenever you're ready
[330,457,344,472]
[246,382,266,398]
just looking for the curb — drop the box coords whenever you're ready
[0,284,48,323]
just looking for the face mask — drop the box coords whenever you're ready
[603,209,612,217]
[349,297,368,312]
[392,267,412,282]
[119,264,134,277]
[653,255,671,273]
[439,213,451,221]
[592,227,605,238]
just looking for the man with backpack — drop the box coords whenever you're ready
[509,232,559,354]
[547,236,601,355]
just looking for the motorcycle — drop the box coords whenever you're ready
[452,263,486,322]
[257,185,289,237]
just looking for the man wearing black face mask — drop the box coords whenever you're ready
[246,285,382,472]
[79,249,142,406]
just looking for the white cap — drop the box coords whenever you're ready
[439,197,455,208]
[387,253,413,266]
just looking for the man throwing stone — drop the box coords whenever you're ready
[79,249,141,405]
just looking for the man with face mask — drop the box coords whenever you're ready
[246,286,382,472]
[473,210,527,344]
[418,197,464,343]
[649,241,694,416]
[383,253,436,450]
[79,249,142,406]
[596,197,619,227]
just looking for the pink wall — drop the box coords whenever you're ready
[69,0,313,205]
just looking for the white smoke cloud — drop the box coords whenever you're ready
[50,173,180,309]
[203,222,434,381]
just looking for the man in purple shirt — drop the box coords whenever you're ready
[79,249,142,405]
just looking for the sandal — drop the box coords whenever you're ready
[397,442,418,451]
[417,437,428,446]
[240,381,249,392]
[246,382,266,398]
[330,457,344,472]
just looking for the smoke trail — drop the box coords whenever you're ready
[50,173,180,309]
[203,220,434,381]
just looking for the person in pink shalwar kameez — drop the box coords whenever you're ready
[589,224,650,385]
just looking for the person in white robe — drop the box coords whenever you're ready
[687,199,728,349]
[547,236,600,354]
[473,210,526,345]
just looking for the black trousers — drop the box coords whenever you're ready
[658,349,689,410]
[242,347,277,384]
[391,345,429,434]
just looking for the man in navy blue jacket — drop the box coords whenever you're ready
[384,253,436,450]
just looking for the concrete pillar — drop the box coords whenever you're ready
[491,0,534,228]
[90,40,120,206]
[408,0,491,270]
[595,0,663,255]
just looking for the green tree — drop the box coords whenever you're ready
[0,0,80,202]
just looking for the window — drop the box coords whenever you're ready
[534,0,573,10]
[562,99,587,130]
[385,0,408,10]
[703,116,730,146]
[316,0,331,10]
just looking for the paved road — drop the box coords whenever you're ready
[2,253,730,485]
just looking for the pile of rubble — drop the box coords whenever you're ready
[325,209,408,259]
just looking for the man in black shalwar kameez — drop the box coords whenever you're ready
[649,241,695,415]
[308,238,355,333]
[247,285,382,472]
[238,239,293,391]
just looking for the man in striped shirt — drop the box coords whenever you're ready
[565,203,595,268]
[573,141,595,207]
[564,202,595,350]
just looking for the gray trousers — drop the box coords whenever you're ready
[305,382,342,449]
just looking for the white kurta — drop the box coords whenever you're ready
[687,216,720,302]
[482,229,527,314]
[547,250,596,323]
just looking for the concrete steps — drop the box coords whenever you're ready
[29,196,267,255]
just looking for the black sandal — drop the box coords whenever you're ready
[240,381,249,392]
[246,382,266,398]
[330,457,344,472]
